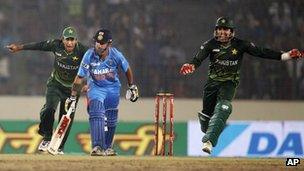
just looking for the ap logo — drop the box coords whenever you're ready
[286,158,300,166]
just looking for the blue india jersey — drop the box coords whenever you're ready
[78,47,129,87]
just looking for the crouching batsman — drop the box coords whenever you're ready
[180,17,304,155]
[66,29,139,156]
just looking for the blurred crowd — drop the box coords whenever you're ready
[0,0,303,99]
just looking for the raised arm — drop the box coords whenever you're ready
[6,40,57,53]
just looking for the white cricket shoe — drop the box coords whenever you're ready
[57,149,64,155]
[91,146,106,156]
[202,140,213,154]
[38,140,50,152]
[105,148,117,156]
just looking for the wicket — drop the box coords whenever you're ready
[154,93,174,156]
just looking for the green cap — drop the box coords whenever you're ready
[215,17,235,29]
[62,26,77,39]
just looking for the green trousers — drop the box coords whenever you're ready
[200,79,238,146]
[38,77,78,150]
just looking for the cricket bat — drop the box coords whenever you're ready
[47,101,76,155]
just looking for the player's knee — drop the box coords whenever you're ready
[88,100,105,118]
[106,109,118,127]
[216,100,232,115]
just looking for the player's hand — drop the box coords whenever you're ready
[81,85,89,93]
[6,44,22,53]
[65,96,76,112]
[126,84,139,102]
[180,63,195,75]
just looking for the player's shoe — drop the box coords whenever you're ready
[105,148,117,156]
[57,149,64,155]
[202,140,213,154]
[91,146,106,156]
[38,140,50,152]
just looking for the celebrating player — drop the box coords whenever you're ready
[6,27,88,154]
[66,28,139,156]
[180,17,303,154]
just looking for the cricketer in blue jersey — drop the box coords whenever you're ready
[65,29,139,156]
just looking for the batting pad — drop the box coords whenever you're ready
[89,100,106,149]
[105,109,118,149]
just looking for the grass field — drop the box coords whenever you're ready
[0,154,302,171]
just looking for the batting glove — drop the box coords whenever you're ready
[180,63,195,75]
[65,96,76,112]
[126,84,139,102]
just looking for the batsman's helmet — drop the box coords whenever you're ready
[93,28,112,44]
[215,17,235,30]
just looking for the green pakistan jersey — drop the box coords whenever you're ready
[190,38,282,81]
[23,39,88,87]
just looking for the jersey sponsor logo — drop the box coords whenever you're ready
[212,49,220,52]
[215,59,238,66]
[56,61,79,70]
[91,68,115,81]
[55,52,62,56]
[92,68,113,75]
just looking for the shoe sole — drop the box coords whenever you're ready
[91,154,106,156]
[202,147,211,154]
[38,149,48,152]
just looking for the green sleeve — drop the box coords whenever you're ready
[22,39,58,51]
[243,40,282,60]
[190,41,210,68]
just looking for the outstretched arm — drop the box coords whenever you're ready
[244,41,303,60]
[6,40,57,53]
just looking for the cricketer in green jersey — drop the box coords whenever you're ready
[7,26,88,154]
[180,17,304,154]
